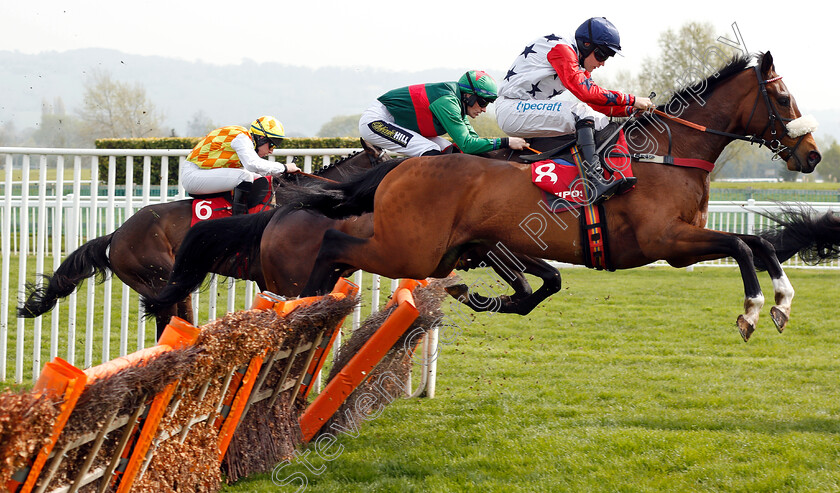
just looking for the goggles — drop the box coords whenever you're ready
[475,95,493,107]
[466,76,495,107]
[255,135,278,151]
[593,45,615,63]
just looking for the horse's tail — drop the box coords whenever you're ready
[18,233,113,318]
[276,158,406,219]
[754,205,840,270]
[141,208,278,319]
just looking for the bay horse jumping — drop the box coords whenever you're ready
[18,140,389,337]
[279,52,821,342]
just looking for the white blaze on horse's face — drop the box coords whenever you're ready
[786,114,819,138]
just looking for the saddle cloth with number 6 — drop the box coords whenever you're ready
[531,128,634,213]
[190,176,273,226]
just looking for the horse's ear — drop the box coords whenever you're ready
[760,51,774,75]
[360,138,382,155]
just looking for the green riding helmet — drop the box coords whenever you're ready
[457,70,499,107]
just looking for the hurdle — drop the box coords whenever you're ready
[298,279,427,442]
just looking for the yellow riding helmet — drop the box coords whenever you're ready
[250,116,286,148]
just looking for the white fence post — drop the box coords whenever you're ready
[15,155,31,382]
[1,155,13,381]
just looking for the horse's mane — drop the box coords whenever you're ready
[625,52,758,139]
[314,149,365,175]
[657,52,757,111]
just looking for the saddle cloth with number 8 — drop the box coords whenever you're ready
[530,128,634,213]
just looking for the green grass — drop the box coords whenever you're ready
[708,181,840,202]
[4,259,840,491]
[7,168,93,182]
[224,267,840,493]
[710,181,840,190]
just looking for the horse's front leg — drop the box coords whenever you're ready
[737,234,794,332]
[655,224,764,341]
[446,251,561,315]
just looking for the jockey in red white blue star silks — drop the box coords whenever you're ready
[496,17,652,138]
[496,18,655,206]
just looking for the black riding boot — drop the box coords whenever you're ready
[231,181,252,215]
[575,118,636,205]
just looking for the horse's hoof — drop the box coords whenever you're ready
[770,306,789,333]
[444,283,470,301]
[736,315,754,342]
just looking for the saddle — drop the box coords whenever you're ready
[530,125,633,213]
[188,176,272,208]
[520,122,625,163]
[188,176,273,226]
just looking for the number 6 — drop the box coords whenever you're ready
[195,200,213,220]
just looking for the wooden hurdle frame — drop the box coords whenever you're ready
[6,277,433,492]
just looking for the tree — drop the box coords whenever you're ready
[317,114,361,138]
[77,70,164,139]
[0,120,18,146]
[186,110,217,137]
[33,97,88,147]
[816,138,840,182]
[470,112,505,138]
[635,22,738,102]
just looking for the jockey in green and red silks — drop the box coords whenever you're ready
[359,70,528,156]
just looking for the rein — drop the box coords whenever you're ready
[292,170,339,184]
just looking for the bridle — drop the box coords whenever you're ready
[368,147,390,167]
[742,64,808,166]
[648,63,811,170]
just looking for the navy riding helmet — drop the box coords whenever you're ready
[574,17,623,64]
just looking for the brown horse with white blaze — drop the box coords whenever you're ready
[289,52,820,342]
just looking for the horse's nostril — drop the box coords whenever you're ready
[809,151,822,166]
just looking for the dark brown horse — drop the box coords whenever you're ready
[140,164,565,321]
[278,52,821,342]
[18,140,389,336]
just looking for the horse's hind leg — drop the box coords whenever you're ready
[737,234,793,332]
[301,229,371,297]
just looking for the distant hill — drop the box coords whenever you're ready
[1,48,838,142]
[0,49,500,138]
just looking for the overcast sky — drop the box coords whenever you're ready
[1,0,833,112]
